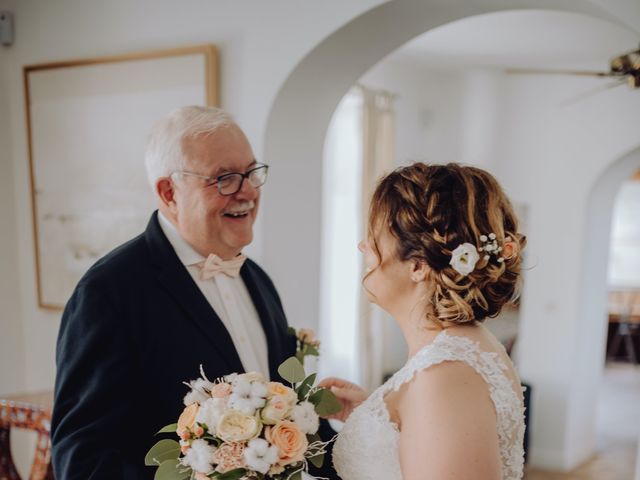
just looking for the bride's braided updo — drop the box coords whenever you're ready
[367,162,526,325]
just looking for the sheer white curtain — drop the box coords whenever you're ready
[319,85,395,391]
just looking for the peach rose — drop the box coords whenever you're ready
[194,473,209,480]
[502,238,518,260]
[210,382,233,399]
[213,442,246,473]
[265,421,308,466]
[216,411,262,443]
[297,328,320,347]
[177,403,199,437]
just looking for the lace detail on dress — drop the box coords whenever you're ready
[333,331,525,480]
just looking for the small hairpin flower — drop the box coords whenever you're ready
[478,233,513,263]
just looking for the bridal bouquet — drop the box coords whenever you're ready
[145,328,340,480]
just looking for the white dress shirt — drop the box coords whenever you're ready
[158,212,270,379]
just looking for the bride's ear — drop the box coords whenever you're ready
[410,261,429,283]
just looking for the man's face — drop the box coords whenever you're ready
[169,125,260,259]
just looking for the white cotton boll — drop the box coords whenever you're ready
[195,398,227,434]
[291,401,320,434]
[244,438,279,474]
[229,379,267,414]
[184,389,209,406]
[181,439,216,474]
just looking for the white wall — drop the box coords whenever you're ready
[494,74,640,468]
[0,0,25,397]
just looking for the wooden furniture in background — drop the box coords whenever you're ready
[606,290,640,364]
[0,391,54,480]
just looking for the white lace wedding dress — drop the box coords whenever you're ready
[332,331,525,480]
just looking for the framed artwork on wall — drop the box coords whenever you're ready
[24,44,218,310]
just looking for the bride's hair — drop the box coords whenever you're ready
[366,162,526,325]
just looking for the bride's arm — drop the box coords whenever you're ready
[397,361,502,480]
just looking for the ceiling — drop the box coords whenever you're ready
[390,10,640,72]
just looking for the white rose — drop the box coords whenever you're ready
[449,243,480,276]
[216,410,262,443]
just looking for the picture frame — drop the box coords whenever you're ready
[24,44,218,310]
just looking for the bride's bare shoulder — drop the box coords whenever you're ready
[396,360,501,479]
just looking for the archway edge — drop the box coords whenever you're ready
[262,0,631,328]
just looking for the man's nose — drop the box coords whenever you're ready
[235,177,258,198]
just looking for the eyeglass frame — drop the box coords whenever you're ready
[171,163,269,196]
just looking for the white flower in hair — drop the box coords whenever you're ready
[449,243,480,276]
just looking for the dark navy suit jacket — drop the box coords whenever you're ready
[51,212,334,479]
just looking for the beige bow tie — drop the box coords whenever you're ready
[197,254,246,280]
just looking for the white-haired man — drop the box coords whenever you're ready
[51,106,337,479]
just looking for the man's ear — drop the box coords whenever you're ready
[410,261,429,283]
[156,177,176,208]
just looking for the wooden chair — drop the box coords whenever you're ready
[0,392,54,480]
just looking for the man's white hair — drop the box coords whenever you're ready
[144,105,236,188]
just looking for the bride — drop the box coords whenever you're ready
[322,163,527,480]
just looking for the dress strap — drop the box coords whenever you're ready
[385,331,510,394]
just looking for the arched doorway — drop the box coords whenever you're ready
[262,0,639,471]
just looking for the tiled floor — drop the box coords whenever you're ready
[525,363,640,480]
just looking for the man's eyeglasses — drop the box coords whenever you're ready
[172,164,269,196]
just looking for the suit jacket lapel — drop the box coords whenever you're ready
[144,212,244,374]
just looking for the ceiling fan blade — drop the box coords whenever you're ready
[505,68,613,78]
[559,79,627,107]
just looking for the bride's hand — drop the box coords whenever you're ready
[318,377,367,422]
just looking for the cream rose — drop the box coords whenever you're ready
[265,421,308,466]
[216,411,262,443]
[177,403,199,437]
[266,382,297,404]
[261,395,293,424]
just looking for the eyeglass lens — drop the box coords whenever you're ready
[218,166,268,195]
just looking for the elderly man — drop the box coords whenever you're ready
[51,106,335,479]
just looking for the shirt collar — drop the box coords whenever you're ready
[157,211,206,267]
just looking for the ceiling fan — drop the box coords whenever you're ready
[506,44,640,92]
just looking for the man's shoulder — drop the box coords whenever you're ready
[80,232,150,286]
[243,257,275,286]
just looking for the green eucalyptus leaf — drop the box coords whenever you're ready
[155,423,178,435]
[154,458,190,480]
[287,326,298,337]
[297,373,317,401]
[278,356,306,384]
[212,468,247,480]
[145,439,181,466]
[304,345,320,357]
[308,452,325,468]
[309,388,342,416]
[288,471,303,480]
